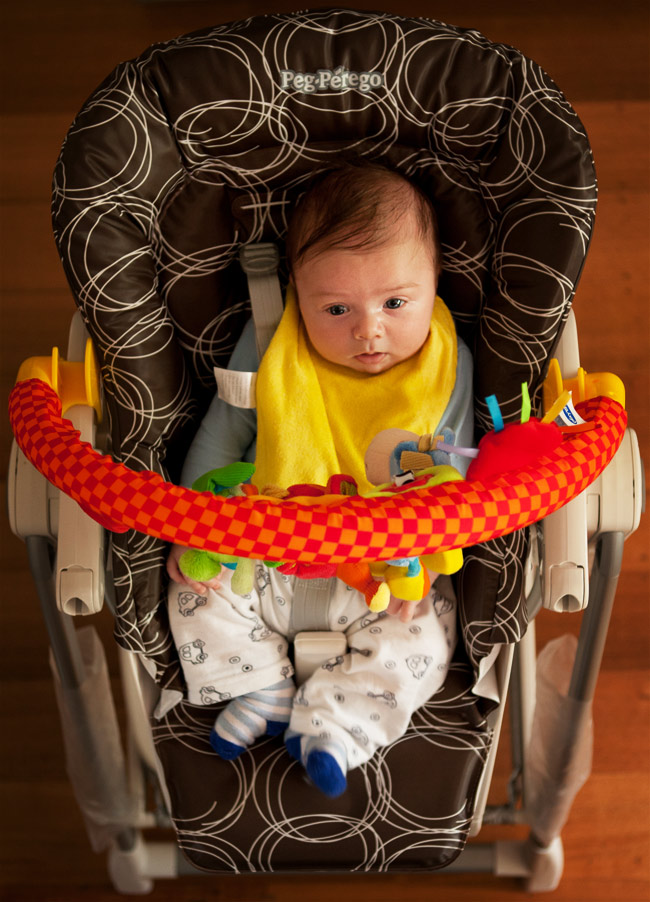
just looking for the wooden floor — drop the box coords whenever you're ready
[1,1,648,899]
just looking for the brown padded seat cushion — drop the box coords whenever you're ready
[51,9,596,871]
[153,653,488,871]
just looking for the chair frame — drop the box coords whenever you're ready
[8,307,642,894]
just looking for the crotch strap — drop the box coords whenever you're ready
[289,577,337,636]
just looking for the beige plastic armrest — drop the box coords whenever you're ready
[8,317,106,615]
[541,310,589,612]
[8,439,58,540]
[55,313,106,616]
[541,311,643,612]
[586,427,643,540]
[8,397,105,617]
[55,401,106,616]
[541,495,589,612]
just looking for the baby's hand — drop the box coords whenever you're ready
[386,571,439,623]
[166,543,222,596]
[386,596,421,623]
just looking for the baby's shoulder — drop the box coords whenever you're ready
[229,318,259,370]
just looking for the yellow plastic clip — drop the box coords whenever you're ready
[541,389,572,425]
[543,358,625,414]
[16,339,102,422]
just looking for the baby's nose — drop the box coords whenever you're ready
[353,311,383,340]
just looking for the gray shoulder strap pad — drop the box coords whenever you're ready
[239,243,285,360]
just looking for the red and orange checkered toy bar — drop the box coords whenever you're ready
[8,378,626,563]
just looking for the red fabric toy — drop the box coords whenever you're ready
[467,418,562,482]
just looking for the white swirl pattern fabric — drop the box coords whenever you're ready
[152,659,492,872]
[50,9,596,870]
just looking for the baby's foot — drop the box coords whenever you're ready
[210,677,295,759]
[284,732,348,798]
[306,749,347,798]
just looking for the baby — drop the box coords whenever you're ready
[166,160,474,797]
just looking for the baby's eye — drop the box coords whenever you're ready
[384,297,405,309]
[326,304,348,316]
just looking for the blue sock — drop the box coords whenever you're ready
[306,749,347,798]
[210,730,246,760]
[284,729,302,761]
[266,719,288,737]
[211,677,295,759]
[285,733,348,797]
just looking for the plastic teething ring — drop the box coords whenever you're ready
[9,378,626,563]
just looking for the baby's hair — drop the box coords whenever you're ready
[286,158,442,274]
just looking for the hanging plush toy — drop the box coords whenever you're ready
[177,439,467,607]
[269,432,467,611]
[335,429,466,611]
[178,462,283,596]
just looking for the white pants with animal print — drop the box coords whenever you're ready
[168,565,456,769]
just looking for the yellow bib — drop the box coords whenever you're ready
[255,286,457,494]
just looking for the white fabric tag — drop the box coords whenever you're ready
[555,394,588,427]
[213,367,257,409]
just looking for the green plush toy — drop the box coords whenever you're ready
[178,462,280,596]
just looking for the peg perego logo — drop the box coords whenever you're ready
[280,66,385,94]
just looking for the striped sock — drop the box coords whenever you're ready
[210,677,295,759]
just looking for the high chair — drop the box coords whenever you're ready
[7,8,643,894]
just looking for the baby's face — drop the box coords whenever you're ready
[293,223,437,374]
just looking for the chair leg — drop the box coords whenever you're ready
[26,536,142,863]
[569,531,624,704]
[523,836,565,892]
[524,532,625,870]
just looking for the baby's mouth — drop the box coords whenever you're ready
[355,351,387,364]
